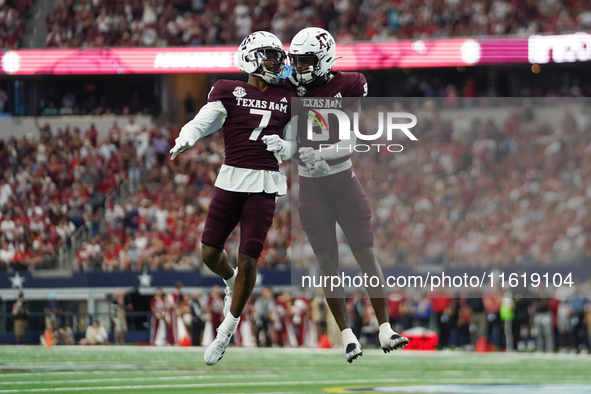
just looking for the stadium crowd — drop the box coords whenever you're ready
[0,0,31,49]
[289,99,591,270]
[1,98,590,272]
[374,100,591,268]
[71,119,290,272]
[0,119,136,271]
[45,0,591,48]
[0,115,289,272]
[3,101,591,354]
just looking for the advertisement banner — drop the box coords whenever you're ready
[2,33,586,75]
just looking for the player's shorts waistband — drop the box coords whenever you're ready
[298,159,352,178]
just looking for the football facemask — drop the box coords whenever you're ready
[289,55,318,84]
[254,48,292,84]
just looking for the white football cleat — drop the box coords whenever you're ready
[345,342,363,363]
[379,330,409,353]
[204,329,232,366]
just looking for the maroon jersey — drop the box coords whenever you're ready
[297,72,367,166]
[208,80,296,171]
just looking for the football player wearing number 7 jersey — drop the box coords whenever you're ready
[282,27,409,363]
[169,31,297,366]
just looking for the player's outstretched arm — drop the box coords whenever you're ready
[170,101,227,160]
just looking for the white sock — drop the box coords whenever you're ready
[379,322,394,335]
[341,328,359,347]
[379,323,397,343]
[219,312,240,336]
[223,268,238,291]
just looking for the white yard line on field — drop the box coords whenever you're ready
[0,378,520,393]
[0,374,283,386]
[0,379,397,393]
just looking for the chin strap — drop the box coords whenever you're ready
[252,71,279,84]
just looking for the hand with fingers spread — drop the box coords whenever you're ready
[169,137,196,160]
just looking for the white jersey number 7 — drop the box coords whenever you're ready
[248,109,272,141]
[248,108,282,163]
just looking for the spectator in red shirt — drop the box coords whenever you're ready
[387,291,405,332]
[85,124,98,147]
[108,121,122,148]
[429,288,454,349]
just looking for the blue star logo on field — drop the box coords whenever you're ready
[137,271,153,287]
[9,272,25,288]
[233,86,247,98]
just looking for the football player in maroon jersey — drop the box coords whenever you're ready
[289,27,408,363]
[170,31,297,366]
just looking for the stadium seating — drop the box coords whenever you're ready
[0,116,289,272]
[1,110,589,351]
[358,100,591,269]
[0,0,32,49]
[0,122,127,271]
[2,98,590,272]
[44,0,591,48]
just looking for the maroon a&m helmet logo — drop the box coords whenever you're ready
[316,33,333,51]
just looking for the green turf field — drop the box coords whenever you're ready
[0,346,590,393]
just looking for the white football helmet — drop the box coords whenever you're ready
[289,27,336,85]
[237,31,291,84]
